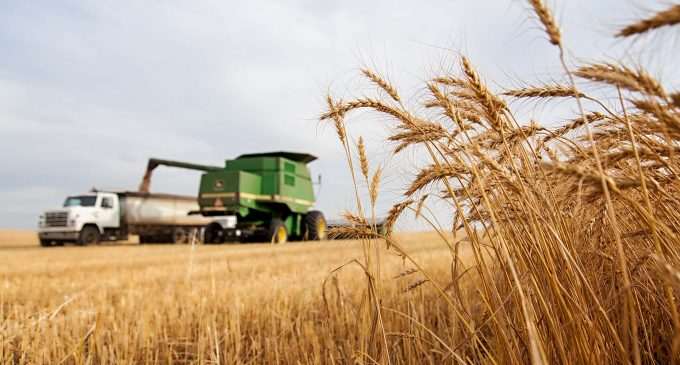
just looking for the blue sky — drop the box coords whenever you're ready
[1,0,677,228]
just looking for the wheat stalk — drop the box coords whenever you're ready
[460,56,508,130]
[414,194,429,219]
[325,95,346,143]
[404,279,429,292]
[384,200,414,238]
[669,92,680,109]
[316,1,680,363]
[341,211,369,227]
[528,0,562,46]
[575,63,666,98]
[369,167,381,206]
[542,112,606,143]
[503,84,583,99]
[357,137,369,179]
[361,68,401,103]
[617,4,680,37]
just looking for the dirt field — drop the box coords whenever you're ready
[0,231,466,364]
[0,230,42,248]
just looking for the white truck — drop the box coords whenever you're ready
[38,190,212,246]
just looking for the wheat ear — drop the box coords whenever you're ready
[617,5,680,37]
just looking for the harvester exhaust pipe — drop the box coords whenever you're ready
[138,158,221,193]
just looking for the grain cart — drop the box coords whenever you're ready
[198,151,327,244]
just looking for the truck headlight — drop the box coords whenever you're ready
[68,214,79,227]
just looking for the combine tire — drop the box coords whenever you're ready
[204,223,225,244]
[78,226,100,246]
[269,219,288,244]
[304,211,327,241]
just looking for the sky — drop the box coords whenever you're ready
[1,0,677,229]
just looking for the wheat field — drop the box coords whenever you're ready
[318,2,680,363]
[0,231,467,364]
[3,1,680,364]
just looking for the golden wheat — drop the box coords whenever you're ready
[319,1,680,362]
[0,234,460,364]
[617,4,680,37]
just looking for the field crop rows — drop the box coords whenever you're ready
[3,1,680,364]
[0,233,465,364]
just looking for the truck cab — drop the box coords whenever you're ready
[38,192,120,246]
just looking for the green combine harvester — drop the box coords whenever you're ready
[139,152,326,244]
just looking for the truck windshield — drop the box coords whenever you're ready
[63,196,97,207]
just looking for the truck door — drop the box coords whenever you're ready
[99,194,120,229]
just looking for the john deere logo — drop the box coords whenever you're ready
[214,180,224,190]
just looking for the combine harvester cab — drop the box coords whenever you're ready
[199,151,326,244]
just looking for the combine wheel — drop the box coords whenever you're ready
[204,223,225,244]
[304,211,327,241]
[78,226,100,246]
[269,219,288,244]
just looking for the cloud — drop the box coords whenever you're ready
[0,0,677,228]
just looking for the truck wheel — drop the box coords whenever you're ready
[188,228,201,244]
[78,226,100,245]
[269,219,288,244]
[173,229,188,244]
[204,223,224,244]
[141,235,164,244]
[39,239,52,247]
[304,211,327,241]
